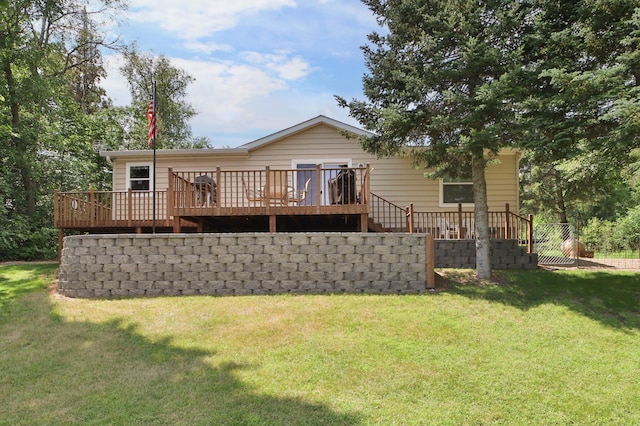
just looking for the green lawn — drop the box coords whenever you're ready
[1,263,639,425]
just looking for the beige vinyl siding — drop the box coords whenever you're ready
[109,123,520,212]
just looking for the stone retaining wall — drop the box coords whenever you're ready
[58,233,537,299]
[58,233,429,298]
[435,239,538,269]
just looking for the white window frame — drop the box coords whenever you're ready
[439,178,474,207]
[291,159,353,205]
[290,159,353,189]
[291,159,352,169]
[126,162,154,192]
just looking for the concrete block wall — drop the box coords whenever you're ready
[58,234,537,299]
[58,233,430,298]
[435,239,538,269]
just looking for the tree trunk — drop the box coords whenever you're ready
[553,168,568,224]
[472,149,492,279]
[4,57,37,215]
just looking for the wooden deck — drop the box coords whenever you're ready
[55,167,371,233]
[54,166,533,251]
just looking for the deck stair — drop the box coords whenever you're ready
[368,193,408,233]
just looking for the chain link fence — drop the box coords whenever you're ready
[534,223,578,266]
[534,223,640,269]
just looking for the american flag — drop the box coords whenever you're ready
[146,99,156,148]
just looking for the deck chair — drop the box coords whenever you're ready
[242,178,263,203]
[463,218,475,239]
[193,175,216,206]
[265,170,290,205]
[288,178,311,204]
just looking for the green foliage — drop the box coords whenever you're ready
[516,1,640,225]
[0,0,127,260]
[614,205,640,250]
[0,216,58,261]
[580,205,640,253]
[520,145,640,223]
[580,217,617,252]
[119,50,209,149]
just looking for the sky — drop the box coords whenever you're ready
[102,0,380,147]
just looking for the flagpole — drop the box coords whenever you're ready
[152,80,157,234]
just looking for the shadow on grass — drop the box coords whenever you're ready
[444,269,640,331]
[1,290,361,425]
[0,263,58,313]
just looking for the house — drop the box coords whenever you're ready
[54,115,530,246]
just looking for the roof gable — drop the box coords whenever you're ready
[238,115,372,152]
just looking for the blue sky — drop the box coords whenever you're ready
[102,0,380,147]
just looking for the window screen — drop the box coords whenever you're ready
[442,176,473,204]
[130,165,150,191]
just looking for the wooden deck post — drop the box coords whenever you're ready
[365,163,371,206]
[269,215,276,233]
[89,188,95,227]
[407,203,414,233]
[315,165,322,213]
[127,188,133,227]
[360,213,368,232]
[457,203,463,239]
[167,168,174,219]
[265,166,271,212]
[216,167,221,207]
[528,214,534,253]
[505,203,511,239]
[425,234,435,289]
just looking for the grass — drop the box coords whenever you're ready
[592,249,638,259]
[1,263,640,425]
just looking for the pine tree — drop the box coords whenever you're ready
[337,0,532,278]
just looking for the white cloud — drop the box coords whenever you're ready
[101,0,374,146]
[102,55,131,105]
[182,40,233,55]
[103,52,321,145]
[171,57,357,146]
[240,51,312,80]
[127,0,296,39]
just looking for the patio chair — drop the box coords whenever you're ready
[436,219,454,239]
[242,178,263,203]
[288,178,311,204]
[265,170,291,205]
[193,175,216,206]
[463,218,475,239]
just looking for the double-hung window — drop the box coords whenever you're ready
[440,175,473,206]
[127,163,152,191]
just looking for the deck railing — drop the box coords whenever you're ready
[54,167,532,251]
[412,204,533,252]
[369,196,533,252]
[169,166,370,214]
[54,189,168,228]
[370,193,408,232]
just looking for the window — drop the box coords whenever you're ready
[292,160,352,206]
[127,164,152,191]
[440,176,473,206]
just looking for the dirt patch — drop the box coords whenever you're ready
[435,269,507,290]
